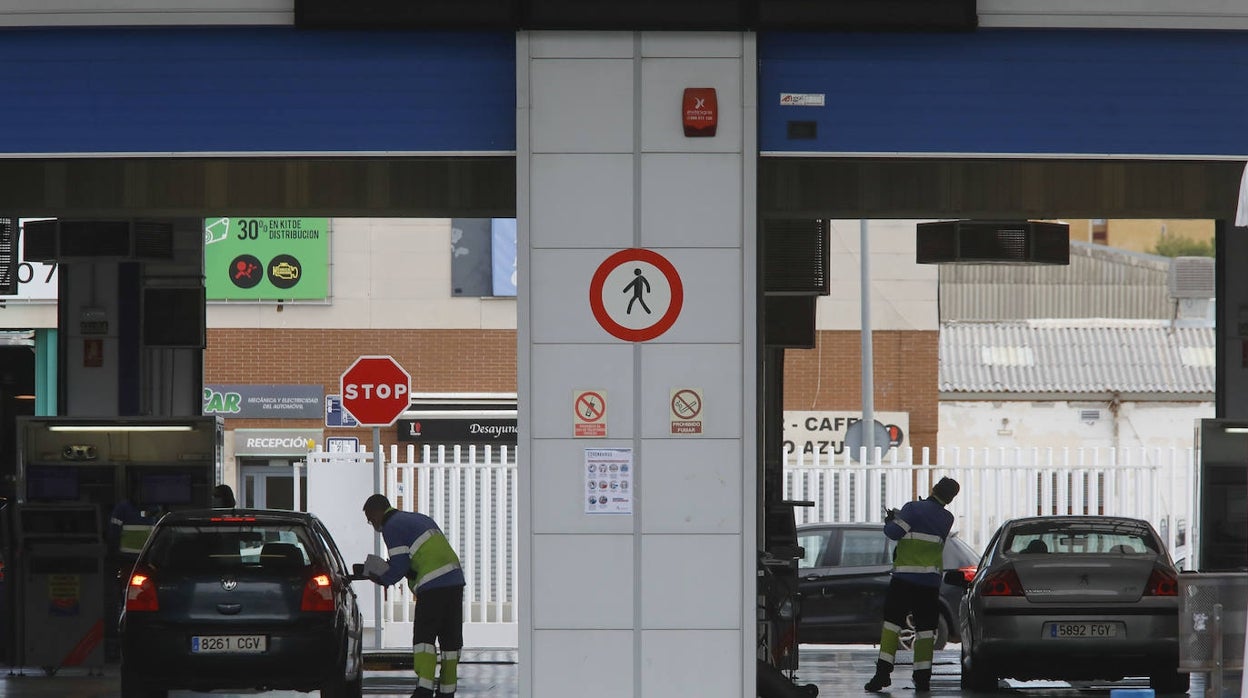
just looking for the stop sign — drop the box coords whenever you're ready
[339,355,411,427]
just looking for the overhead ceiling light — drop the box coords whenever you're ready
[48,425,194,433]
[12,394,36,401]
[1223,426,1248,434]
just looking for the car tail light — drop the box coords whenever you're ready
[1145,568,1178,596]
[301,571,335,612]
[126,567,159,612]
[210,516,257,522]
[979,567,1024,597]
[958,565,977,583]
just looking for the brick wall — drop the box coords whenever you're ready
[783,330,938,453]
[206,328,517,446]
[206,327,938,452]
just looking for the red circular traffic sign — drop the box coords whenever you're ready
[339,355,411,427]
[589,248,683,342]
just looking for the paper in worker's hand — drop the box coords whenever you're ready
[363,554,389,577]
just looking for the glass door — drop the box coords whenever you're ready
[240,458,306,511]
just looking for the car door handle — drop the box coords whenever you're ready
[216,603,242,615]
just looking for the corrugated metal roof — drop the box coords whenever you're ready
[939,241,1175,321]
[940,320,1215,395]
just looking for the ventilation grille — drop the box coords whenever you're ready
[763,218,829,296]
[1169,256,1214,299]
[916,220,1070,265]
[22,219,175,261]
[0,218,15,295]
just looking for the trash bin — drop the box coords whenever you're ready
[1179,572,1247,698]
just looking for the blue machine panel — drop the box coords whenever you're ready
[760,30,1248,157]
[0,28,515,154]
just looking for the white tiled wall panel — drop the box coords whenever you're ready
[533,630,634,698]
[640,534,741,629]
[641,630,743,697]
[533,534,635,628]
[531,154,635,249]
[530,439,636,534]
[639,438,742,534]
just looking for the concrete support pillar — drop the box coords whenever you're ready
[517,31,757,698]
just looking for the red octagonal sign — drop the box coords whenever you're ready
[339,355,411,427]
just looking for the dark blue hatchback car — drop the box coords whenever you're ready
[119,509,365,698]
[794,522,979,649]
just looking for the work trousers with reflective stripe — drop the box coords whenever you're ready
[875,577,940,675]
[412,585,465,695]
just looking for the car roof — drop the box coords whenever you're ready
[1001,514,1150,528]
[157,508,321,526]
[796,521,967,537]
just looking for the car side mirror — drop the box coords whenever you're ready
[943,569,970,589]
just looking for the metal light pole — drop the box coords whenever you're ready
[860,220,875,465]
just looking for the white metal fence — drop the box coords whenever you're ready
[783,446,1195,567]
[381,444,518,649]
[366,444,1190,650]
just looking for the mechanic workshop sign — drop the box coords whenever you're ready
[783,411,909,458]
[204,384,324,419]
[203,217,329,300]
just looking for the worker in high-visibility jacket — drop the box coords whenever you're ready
[107,488,156,561]
[363,494,465,698]
[865,476,960,694]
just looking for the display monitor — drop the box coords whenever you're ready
[139,473,193,505]
[26,466,80,501]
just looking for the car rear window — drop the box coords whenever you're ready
[1004,520,1158,555]
[145,523,314,573]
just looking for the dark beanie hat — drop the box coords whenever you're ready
[931,477,960,505]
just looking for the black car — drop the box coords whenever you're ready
[119,509,365,698]
[794,522,978,649]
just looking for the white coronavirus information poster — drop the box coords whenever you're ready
[585,448,633,515]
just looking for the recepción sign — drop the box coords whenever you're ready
[203,217,329,300]
[233,429,321,456]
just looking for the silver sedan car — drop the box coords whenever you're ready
[956,515,1187,694]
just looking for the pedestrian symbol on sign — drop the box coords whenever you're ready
[624,268,651,315]
[589,248,683,342]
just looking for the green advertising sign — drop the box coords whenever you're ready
[203,217,329,300]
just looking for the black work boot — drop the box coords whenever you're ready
[410,688,435,698]
[864,659,893,692]
[913,668,931,692]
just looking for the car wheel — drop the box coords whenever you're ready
[898,617,916,651]
[959,645,997,692]
[933,614,949,650]
[900,613,949,651]
[1149,665,1190,695]
[120,664,168,698]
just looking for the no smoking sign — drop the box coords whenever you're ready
[670,387,703,435]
